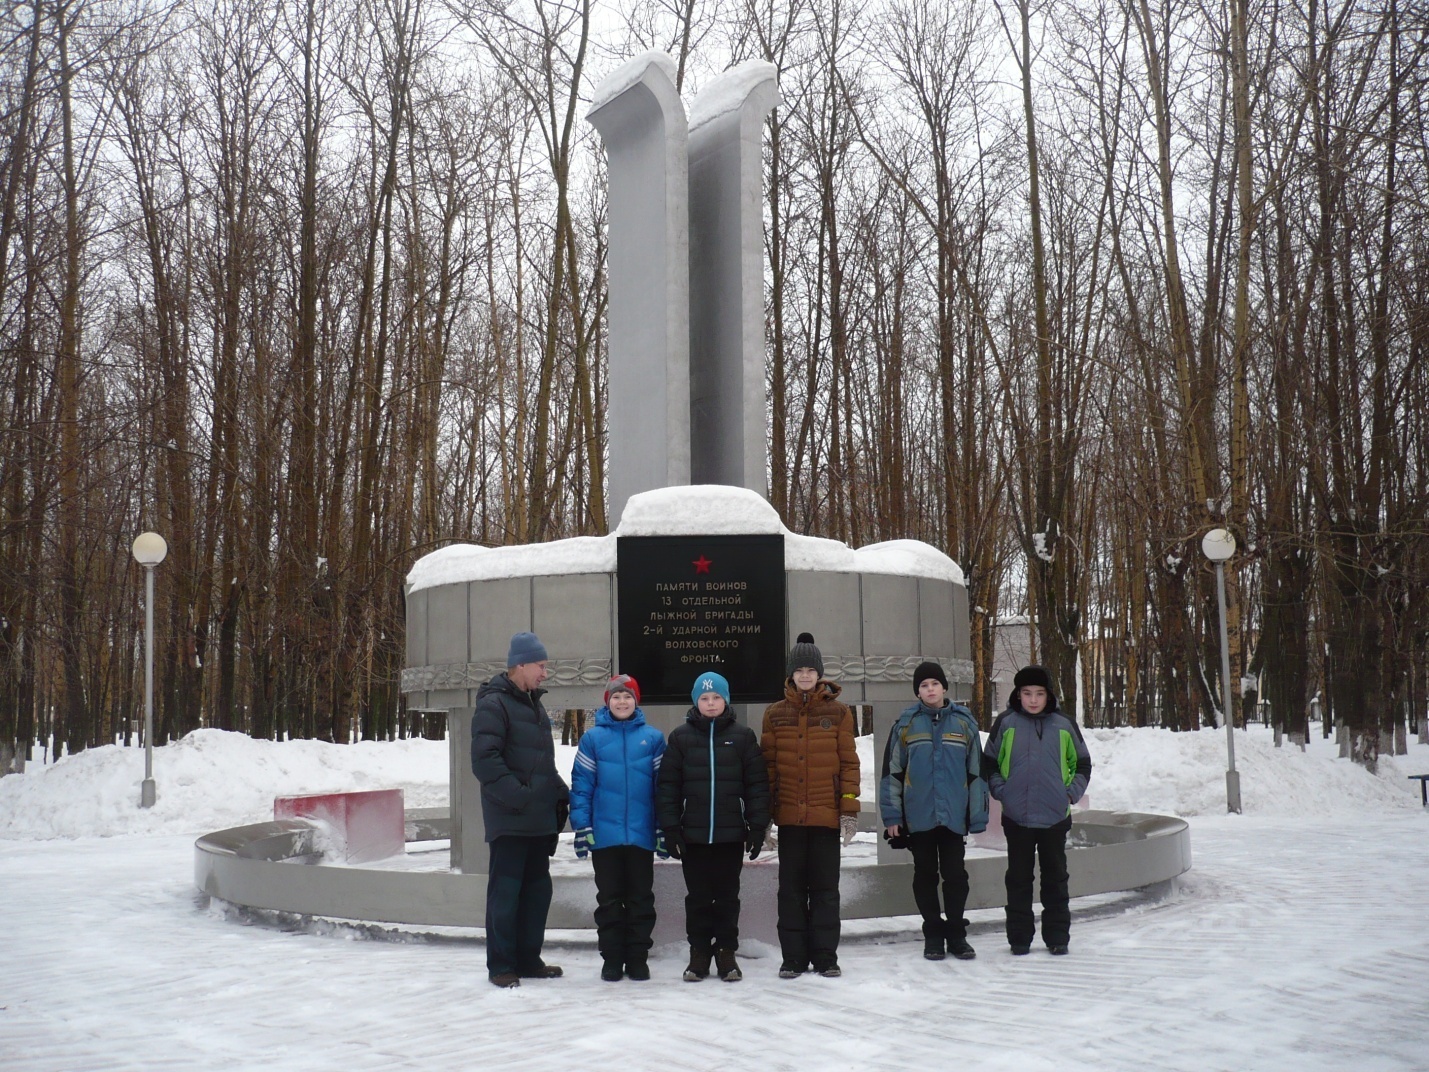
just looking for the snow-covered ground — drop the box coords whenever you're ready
[3,723,1427,1070]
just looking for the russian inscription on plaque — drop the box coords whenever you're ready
[616,535,786,704]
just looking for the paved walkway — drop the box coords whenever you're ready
[2,813,1426,1071]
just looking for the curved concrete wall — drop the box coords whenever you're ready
[195,809,1191,944]
[406,569,974,873]
[401,569,973,719]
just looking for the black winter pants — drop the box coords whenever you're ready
[679,840,745,951]
[906,826,969,942]
[1002,815,1073,948]
[590,845,657,964]
[485,835,553,978]
[775,825,842,970]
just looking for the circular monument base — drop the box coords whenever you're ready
[195,808,1191,942]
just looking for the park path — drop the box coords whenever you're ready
[2,813,1426,1071]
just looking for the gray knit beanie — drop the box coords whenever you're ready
[786,632,824,679]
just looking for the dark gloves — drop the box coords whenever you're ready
[883,826,908,850]
[547,833,559,856]
[555,798,570,833]
[654,831,671,860]
[746,826,767,861]
[665,829,686,860]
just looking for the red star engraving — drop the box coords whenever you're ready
[692,555,713,574]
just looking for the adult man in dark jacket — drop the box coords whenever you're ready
[471,631,571,988]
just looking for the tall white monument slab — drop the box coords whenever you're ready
[688,61,779,495]
[587,52,692,525]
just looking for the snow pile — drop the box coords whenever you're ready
[1086,724,1424,817]
[406,535,615,592]
[617,485,785,536]
[688,59,779,132]
[588,50,679,116]
[0,730,459,840]
[3,722,1424,842]
[406,484,965,590]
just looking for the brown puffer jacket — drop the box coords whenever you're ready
[760,679,861,829]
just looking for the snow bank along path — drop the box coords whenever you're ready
[2,725,1427,1071]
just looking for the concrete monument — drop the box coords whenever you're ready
[587,53,691,526]
[194,53,1191,938]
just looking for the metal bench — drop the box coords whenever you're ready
[1408,774,1429,806]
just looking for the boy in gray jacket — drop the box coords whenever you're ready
[982,665,1091,956]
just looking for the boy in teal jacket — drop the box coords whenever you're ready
[879,661,989,961]
[982,665,1092,956]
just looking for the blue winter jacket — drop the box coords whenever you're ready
[569,706,667,852]
[983,702,1092,829]
[879,701,989,836]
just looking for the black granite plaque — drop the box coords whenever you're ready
[616,535,787,705]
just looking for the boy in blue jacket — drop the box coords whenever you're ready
[983,665,1092,956]
[879,660,989,961]
[570,674,667,981]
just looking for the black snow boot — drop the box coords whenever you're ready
[625,957,651,980]
[600,958,623,982]
[949,919,976,960]
[683,944,713,982]
[923,921,946,960]
[715,947,742,982]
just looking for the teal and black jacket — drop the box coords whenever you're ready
[983,702,1091,829]
[657,708,770,846]
[879,701,989,836]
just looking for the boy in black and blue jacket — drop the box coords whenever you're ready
[879,660,989,961]
[983,665,1092,956]
[657,671,770,984]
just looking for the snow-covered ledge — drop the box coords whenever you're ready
[402,486,971,715]
[404,485,974,876]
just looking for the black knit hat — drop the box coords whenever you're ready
[1011,665,1058,711]
[912,661,948,694]
[787,632,824,678]
[1013,665,1053,692]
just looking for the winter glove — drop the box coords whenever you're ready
[654,832,671,860]
[665,828,686,860]
[840,815,858,846]
[547,833,559,856]
[746,826,767,861]
[573,827,595,859]
[555,798,570,833]
[883,825,908,850]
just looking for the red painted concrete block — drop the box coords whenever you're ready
[274,789,405,864]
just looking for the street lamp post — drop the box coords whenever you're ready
[1201,528,1242,814]
[131,532,168,808]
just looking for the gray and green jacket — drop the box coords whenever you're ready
[983,702,1091,829]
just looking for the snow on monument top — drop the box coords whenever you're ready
[688,60,779,133]
[588,50,679,116]
[617,484,784,535]
[405,485,964,591]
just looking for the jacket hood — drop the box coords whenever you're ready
[685,705,737,732]
[477,671,546,703]
[593,705,648,729]
[781,678,842,704]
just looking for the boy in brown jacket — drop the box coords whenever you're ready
[760,633,861,978]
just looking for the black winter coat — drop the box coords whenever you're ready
[657,708,771,845]
[471,673,570,842]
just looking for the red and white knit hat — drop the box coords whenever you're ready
[604,674,641,706]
